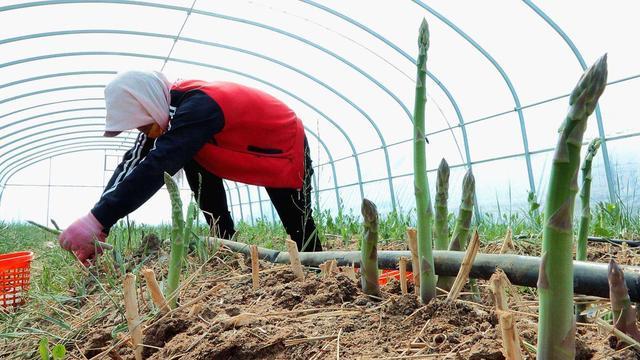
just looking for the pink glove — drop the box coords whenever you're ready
[59,212,107,265]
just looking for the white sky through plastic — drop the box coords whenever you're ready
[0,1,638,227]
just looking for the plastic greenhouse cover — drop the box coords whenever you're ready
[0,1,638,226]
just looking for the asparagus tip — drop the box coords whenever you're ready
[418,18,430,49]
[608,258,625,286]
[361,199,378,223]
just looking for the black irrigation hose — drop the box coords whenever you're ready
[210,237,640,302]
[515,234,640,247]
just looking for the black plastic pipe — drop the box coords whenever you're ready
[210,237,640,302]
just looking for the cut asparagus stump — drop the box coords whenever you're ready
[537,54,608,359]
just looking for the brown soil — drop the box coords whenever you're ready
[66,243,639,360]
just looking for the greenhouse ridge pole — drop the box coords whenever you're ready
[523,0,616,202]
[413,1,537,199]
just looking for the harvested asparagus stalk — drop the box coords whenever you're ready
[360,199,381,296]
[28,220,113,250]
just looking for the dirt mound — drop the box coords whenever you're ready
[65,247,640,360]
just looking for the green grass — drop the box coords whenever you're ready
[0,197,637,358]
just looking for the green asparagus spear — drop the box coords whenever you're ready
[164,172,186,309]
[576,139,600,262]
[434,158,450,251]
[537,55,608,359]
[360,199,381,297]
[413,18,437,303]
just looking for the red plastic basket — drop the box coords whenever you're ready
[379,269,414,286]
[0,251,34,309]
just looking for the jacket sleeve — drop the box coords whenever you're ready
[91,91,224,230]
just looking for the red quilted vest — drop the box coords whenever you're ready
[171,80,305,189]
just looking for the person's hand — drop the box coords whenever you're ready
[59,213,107,265]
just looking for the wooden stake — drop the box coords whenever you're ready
[141,268,170,314]
[399,257,408,295]
[406,227,420,295]
[286,239,305,281]
[123,274,143,360]
[250,245,260,290]
[500,227,514,254]
[447,230,480,301]
[490,269,523,360]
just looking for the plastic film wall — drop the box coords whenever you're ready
[0,1,639,225]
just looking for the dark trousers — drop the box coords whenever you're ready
[183,142,321,252]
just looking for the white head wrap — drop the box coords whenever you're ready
[103,70,171,137]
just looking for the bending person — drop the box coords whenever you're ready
[59,71,322,263]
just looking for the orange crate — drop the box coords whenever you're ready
[0,251,34,309]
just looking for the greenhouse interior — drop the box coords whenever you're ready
[1,1,639,359]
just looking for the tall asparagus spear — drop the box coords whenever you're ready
[413,18,437,303]
[434,158,450,251]
[360,199,381,297]
[576,139,600,262]
[537,55,608,359]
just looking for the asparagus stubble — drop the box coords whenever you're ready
[536,55,608,359]
[413,18,437,303]
[360,199,381,296]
